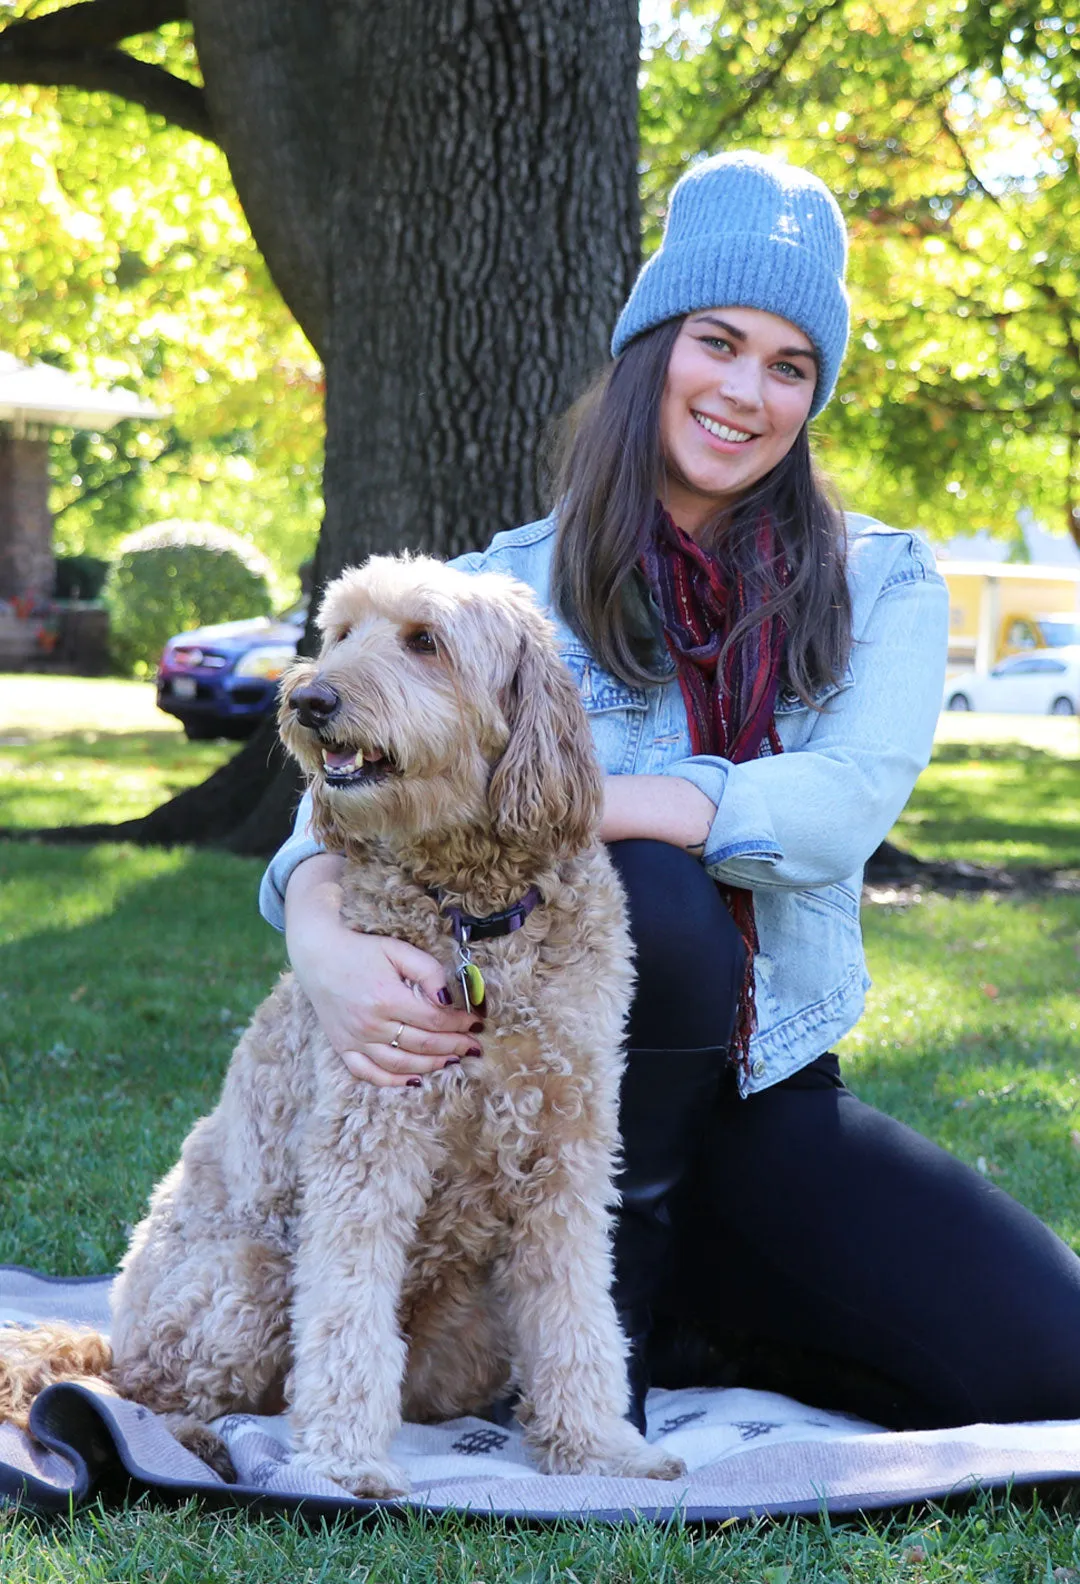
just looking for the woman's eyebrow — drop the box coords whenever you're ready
[691,313,747,340]
[691,313,819,364]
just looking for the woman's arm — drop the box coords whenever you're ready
[600,774,716,853]
[282,853,485,1087]
[647,531,950,888]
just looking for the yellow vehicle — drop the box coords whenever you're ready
[938,560,1080,673]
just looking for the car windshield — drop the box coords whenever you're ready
[1040,619,1080,647]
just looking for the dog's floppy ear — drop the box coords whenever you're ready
[487,614,603,859]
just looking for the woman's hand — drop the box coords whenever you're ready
[284,853,484,1087]
[600,774,716,854]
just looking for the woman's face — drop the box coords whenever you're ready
[657,306,818,535]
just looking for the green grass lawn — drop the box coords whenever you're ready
[0,674,235,829]
[895,720,1080,869]
[2,677,1080,1576]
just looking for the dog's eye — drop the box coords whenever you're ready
[333,625,352,645]
[404,628,439,656]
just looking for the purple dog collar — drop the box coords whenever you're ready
[438,886,542,944]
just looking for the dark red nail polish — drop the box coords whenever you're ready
[407,1078,423,1088]
[445,1057,461,1067]
[470,1021,485,1034]
[437,988,453,1007]
[465,1046,483,1058]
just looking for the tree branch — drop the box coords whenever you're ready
[0,0,215,143]
[188,0,328,353]
[708,0,850,142]
[4,0,189,53]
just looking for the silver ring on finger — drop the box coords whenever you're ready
[389,1021,406,1050]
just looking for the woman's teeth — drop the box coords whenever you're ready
[694,412,754,443]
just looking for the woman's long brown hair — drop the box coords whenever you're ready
[548,320,853,704]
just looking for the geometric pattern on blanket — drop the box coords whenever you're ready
[5,1266,1080,1523]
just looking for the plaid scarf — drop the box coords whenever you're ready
[639,505,786,1076]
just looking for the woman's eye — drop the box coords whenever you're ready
[774,360,807,379]
[405,628,438,655]
[701,335,732,353]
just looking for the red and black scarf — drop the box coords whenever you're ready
[639,505,786,1076]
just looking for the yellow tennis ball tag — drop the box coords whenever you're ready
[462,962,486,1010]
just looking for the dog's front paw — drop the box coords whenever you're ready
[161,1415,238,1483]
[292,1451,410,1499]
[536,1418,687,1482]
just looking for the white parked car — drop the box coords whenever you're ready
[944,645,1080,715]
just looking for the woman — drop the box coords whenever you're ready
[260,151,1080,1433]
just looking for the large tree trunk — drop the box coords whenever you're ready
[316,0,640,580]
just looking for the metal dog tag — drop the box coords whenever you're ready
[456,934,486,1014]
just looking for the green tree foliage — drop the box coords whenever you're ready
[105,518,274,675]
[642,0,1080,547]
[0,11,322,592]
[4,1,1078,572]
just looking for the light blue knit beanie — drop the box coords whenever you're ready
[611,150,850,419]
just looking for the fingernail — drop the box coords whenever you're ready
[437,988,453,1007]
[465,1046,483,1059]
[407,1078,423,1088]
[470,1021,485,1034]
[445,1057,461,1067]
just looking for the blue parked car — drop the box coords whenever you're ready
[156,602,307,740]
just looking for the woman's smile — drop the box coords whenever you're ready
[691,411,759,446]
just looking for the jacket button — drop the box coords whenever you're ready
[752,1058,767,1079]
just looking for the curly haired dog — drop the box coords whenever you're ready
[1,556,684,1497]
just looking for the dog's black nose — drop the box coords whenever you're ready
[291,680,340,729]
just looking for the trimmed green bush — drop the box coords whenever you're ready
[105,520,275,676]
[53,553,111,601]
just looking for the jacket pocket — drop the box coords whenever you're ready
[561,649,648,714]
[561,648,649,775]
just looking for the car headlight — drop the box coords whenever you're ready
[232,644,297,681]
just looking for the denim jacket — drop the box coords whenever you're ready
[260,511,948,1095]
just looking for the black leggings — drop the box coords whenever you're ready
[608,839,1080,1430]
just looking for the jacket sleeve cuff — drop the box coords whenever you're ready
[659,755,784,870]
[257,789,322,932]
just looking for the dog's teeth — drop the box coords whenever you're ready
[323,749,359,772]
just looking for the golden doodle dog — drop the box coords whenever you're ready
[1,556,685,1496]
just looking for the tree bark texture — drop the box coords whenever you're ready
[316,0,640,578]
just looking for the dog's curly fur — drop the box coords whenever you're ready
[0,556,685,1496]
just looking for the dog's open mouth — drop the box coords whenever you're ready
[321,743,396,788]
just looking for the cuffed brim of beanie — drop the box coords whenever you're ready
[611,233,850,419]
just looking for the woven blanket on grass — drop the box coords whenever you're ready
[5,1266,1080,1524]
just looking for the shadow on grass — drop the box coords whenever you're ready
[898,749,1080,868]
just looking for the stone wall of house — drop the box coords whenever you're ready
[0,427,54,602]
